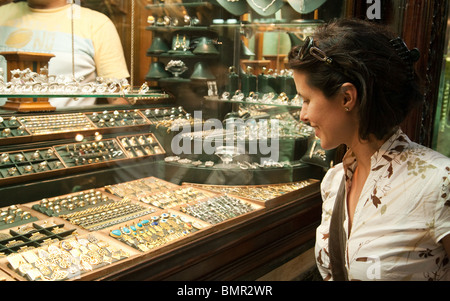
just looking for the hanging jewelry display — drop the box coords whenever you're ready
[246,0,284,16]
[216,0,248,16]
[287,0,327,14]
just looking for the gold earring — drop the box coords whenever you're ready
[344,107,349,111]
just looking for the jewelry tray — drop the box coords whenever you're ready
[0,134,165,186]
[25,189,160,232]
[0,217,86,256]
[184,179,320,208]
[0,230,140,281]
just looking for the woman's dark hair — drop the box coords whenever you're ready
[288,18,423,141]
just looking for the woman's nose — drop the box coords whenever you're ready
[300,107,309,123]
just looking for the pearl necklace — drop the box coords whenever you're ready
[250,0,277,12]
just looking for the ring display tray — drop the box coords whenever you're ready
[174,192,265,227]
[185,179,320,208]
[0,232,140,281]
[85,109,150,128]
[0,217,86,256]
[101,209,211,255]
[103,176,179,201]
[26,189,159,232]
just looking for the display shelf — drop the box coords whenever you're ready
[204,95,303,109]
[0,133,166,187]
[0,92,170,99]
[0,109,174,147]
[210,20,325,32]
[151,52,220,59]
[145,2,213,9]
[145,25,210,32]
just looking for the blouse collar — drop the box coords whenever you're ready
[341,128,409,181]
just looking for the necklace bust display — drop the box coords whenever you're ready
[246,0,284,16]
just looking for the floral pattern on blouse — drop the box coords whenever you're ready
[315,129,450,281]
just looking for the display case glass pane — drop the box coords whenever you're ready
[433,6,450,157]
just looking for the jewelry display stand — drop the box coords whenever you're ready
[0,51,56,112]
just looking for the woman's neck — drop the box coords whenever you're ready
[348,134,386,174]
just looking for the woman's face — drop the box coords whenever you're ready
[293,70,358,150]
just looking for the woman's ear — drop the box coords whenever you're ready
[340,82,358,111]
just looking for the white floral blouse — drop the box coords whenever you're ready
[315,129,450,281]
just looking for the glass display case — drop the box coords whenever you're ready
[0,0,342,281]
[433,3,450,157]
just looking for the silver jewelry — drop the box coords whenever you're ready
[250,0,277,12]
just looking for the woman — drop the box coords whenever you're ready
[288,19,450,280]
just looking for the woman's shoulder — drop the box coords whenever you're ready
[404,141,450,175]
[320,163,344,200]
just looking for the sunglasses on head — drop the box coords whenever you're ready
[297,36,333,64]
[296,36,356,82]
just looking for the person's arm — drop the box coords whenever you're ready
[92,17,130,106]
[92,17,130,84]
